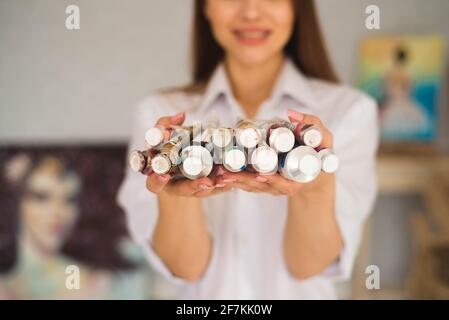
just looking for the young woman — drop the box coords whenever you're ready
[118,0,378,299]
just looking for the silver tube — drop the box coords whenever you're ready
[128,150,152,174]
[299,125,322,148]
[170,126,193,148]
[145,125,165,148]
[223,146,247,172]
[250,145,278,174]
[179,145,214,180]
[235,120,261,149]
[211,128,233,148]
[269,127,295,153]
[280,146,321,183]
[150,154,172,175]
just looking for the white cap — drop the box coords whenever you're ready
[270,127,295,153]
[224,149,246,171]
[237,128,260,148]
[180,145,214,178]
[129,150,145,172]
[299,154,320,175]
[251,146,278,173]
[322,153,339,173]
[303,128,322,148]
[150,155,171,174]
[212,128,232,148]
[145,127,164,147]
[182,157,203,176]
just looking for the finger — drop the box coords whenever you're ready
[288,109,333,148]
[146,173,171,194]
[260,174,302,196]
[194,182,233,198]
[220,172,272,193]
[287,109,305,123]
[154,112,186,141]
[165,177,214,196]
[155,112,185,127]
[209,165,226,181]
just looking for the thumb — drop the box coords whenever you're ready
[287,109,304,135]
[170,112,185,125]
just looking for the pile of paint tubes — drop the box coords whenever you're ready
[128,119,339,183]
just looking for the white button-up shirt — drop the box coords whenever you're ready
[117,59,379,299]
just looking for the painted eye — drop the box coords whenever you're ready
[66,195,79,206]
[26,190,50,203]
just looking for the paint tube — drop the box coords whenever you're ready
[317,148,339,173]
[279,145,322,183]
[128,150,152,175]
[299,124,322,148]
[223,146,247,173]
[179,145,214,180]
[235,119,261,149]
[144,125,166,149]
[249,144,278,174]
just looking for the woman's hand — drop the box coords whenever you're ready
[146,112,233,198]
[282,109,342,280]
[218,109,334,196]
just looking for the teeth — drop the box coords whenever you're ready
[237,31,267,38]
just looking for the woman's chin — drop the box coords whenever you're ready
[230,51,279,67]
[31,236,64,255]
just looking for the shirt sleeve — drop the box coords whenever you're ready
[117,97,188,286]
[322,95,379,281]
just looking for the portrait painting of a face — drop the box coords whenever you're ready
[0,147,155,299]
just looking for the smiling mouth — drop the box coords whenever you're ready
[233,29,271,44]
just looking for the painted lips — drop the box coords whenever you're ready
[233,29,271,45]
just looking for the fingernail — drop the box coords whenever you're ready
[170,112,184,123]
[216,166,225,176]
[199,184,214,190]
[215,183,226,188]
[223,179,237,183]
[256,176,268,182]
[288,109,304,122]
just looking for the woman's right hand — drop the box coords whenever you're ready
[146,112,233,198]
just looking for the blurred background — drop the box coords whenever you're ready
[0,0,448,299]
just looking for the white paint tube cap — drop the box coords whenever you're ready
[299,154,320,175]
[322,153,339,173]
[182,157,203,176]
[129,150,145,172]
[237,128,260,148]
[270,127,295,153]
[150,155,171,174]
[251,146,278,174]
[145,127,164,147]
[303,128,322,148]
[212,128,232,148]
[224,148,246,171]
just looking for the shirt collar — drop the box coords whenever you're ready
[197,57,317,116]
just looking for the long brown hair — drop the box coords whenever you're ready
[187,0,338,92]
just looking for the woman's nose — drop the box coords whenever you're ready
[241,0,262,21]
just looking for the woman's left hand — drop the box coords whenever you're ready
[216,109,333,196]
